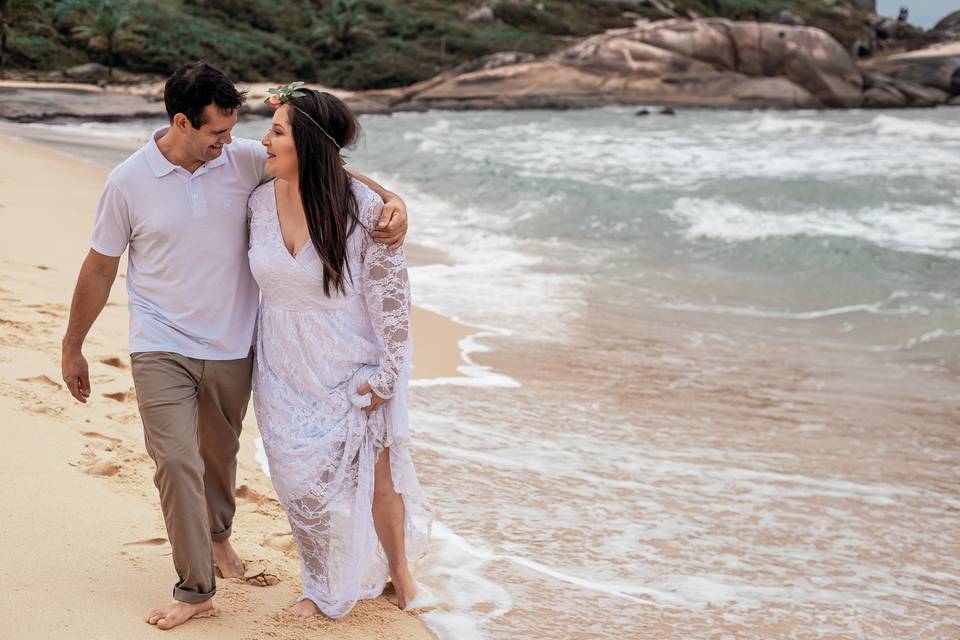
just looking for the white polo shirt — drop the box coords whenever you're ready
[91,127,268,360]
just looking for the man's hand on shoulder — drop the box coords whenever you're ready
[371,197,408,251]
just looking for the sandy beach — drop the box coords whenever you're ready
[0,132,469,639]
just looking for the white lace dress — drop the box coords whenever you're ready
[247,178,431,618]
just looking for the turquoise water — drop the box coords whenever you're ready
[327,107,960,371]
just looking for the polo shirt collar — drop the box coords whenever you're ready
[144,126,230,177]
[144,127,176,177]
[202,147,229,171]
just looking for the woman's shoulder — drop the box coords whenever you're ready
[248,178,276,213]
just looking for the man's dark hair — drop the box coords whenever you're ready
[164,61,247,129]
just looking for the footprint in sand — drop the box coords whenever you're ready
[105,412,139,425]
[262,531,295,553]
[241,560,280,587]
[123,537,168,547]
[17,375,61,390]
[26,303,65,318]
[122,537,171,558]
[82,431,121,442]
[99,356,128,369]
[83,458,120,477]
[236,484,270,505]
[102,387,136,403]
[82,431,122,452]
[79,436,124,476]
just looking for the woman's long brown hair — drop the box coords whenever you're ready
[286,89,362,296]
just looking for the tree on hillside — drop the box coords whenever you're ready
[70,0,139,80]
[312,0,373,57]
[0,0,47,76]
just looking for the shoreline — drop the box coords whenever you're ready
[0,132,459,638]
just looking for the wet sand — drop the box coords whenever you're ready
[408,292,960,637]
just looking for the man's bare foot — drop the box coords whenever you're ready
[288,598,321,617]
[212,539,244,579]
[390,565,418,609]
[145,599,214,630]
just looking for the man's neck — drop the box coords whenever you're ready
[156,129,203,174]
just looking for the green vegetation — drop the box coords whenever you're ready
[67,0,140,77]
[1,0,879,87]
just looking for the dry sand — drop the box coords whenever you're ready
[0,133,468,639]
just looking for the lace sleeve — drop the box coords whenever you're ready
[360,194,410,399]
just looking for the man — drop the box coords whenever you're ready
[60,61,408,631]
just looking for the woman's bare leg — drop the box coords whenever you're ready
[372,448,418,607]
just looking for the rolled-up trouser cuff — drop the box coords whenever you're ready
[211,524,232,542]
[173,581,216,604]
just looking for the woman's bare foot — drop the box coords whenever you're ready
[145,599,214,630]
[288,598,321,617]
[390,565,418,609]
[212,539,244,579]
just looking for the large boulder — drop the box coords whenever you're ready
[861,70,950,107]
[552,19,862,107]
[447,51,537,76]
[403,60,819,110]
[399,19,862,110]
[44,63,111,84]
[726,20,862,107]
[862,85,907,108]
[859,42,960,96]
[932,10,960,38]
[555,18,862,107]
[400,62,622,110]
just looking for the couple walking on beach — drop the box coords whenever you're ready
[60,61,433,630]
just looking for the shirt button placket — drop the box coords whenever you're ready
[190,179,206,217]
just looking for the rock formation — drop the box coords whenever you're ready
[859,42,960,108]
[395,19,863,111]
[932,11,960,40]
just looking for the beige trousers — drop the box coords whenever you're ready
[130,350,253,603]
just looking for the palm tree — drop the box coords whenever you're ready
[313,0,372,56]
[0,0,43,76]
[71,0,139,80]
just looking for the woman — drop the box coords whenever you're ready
[247,84,432,618]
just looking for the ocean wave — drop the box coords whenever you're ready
[660,297,931,321]
[418,522,514,640]
[735,114,832,136]
[382,109,960,192]
[870,328,960,352]
[860,114,960,141]
[371,175,588,338]
[410,319,521,389]
[24,119,160,141]
[731,113,960,142]
[666,197,960,259]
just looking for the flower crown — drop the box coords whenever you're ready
[266,81,346,165]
